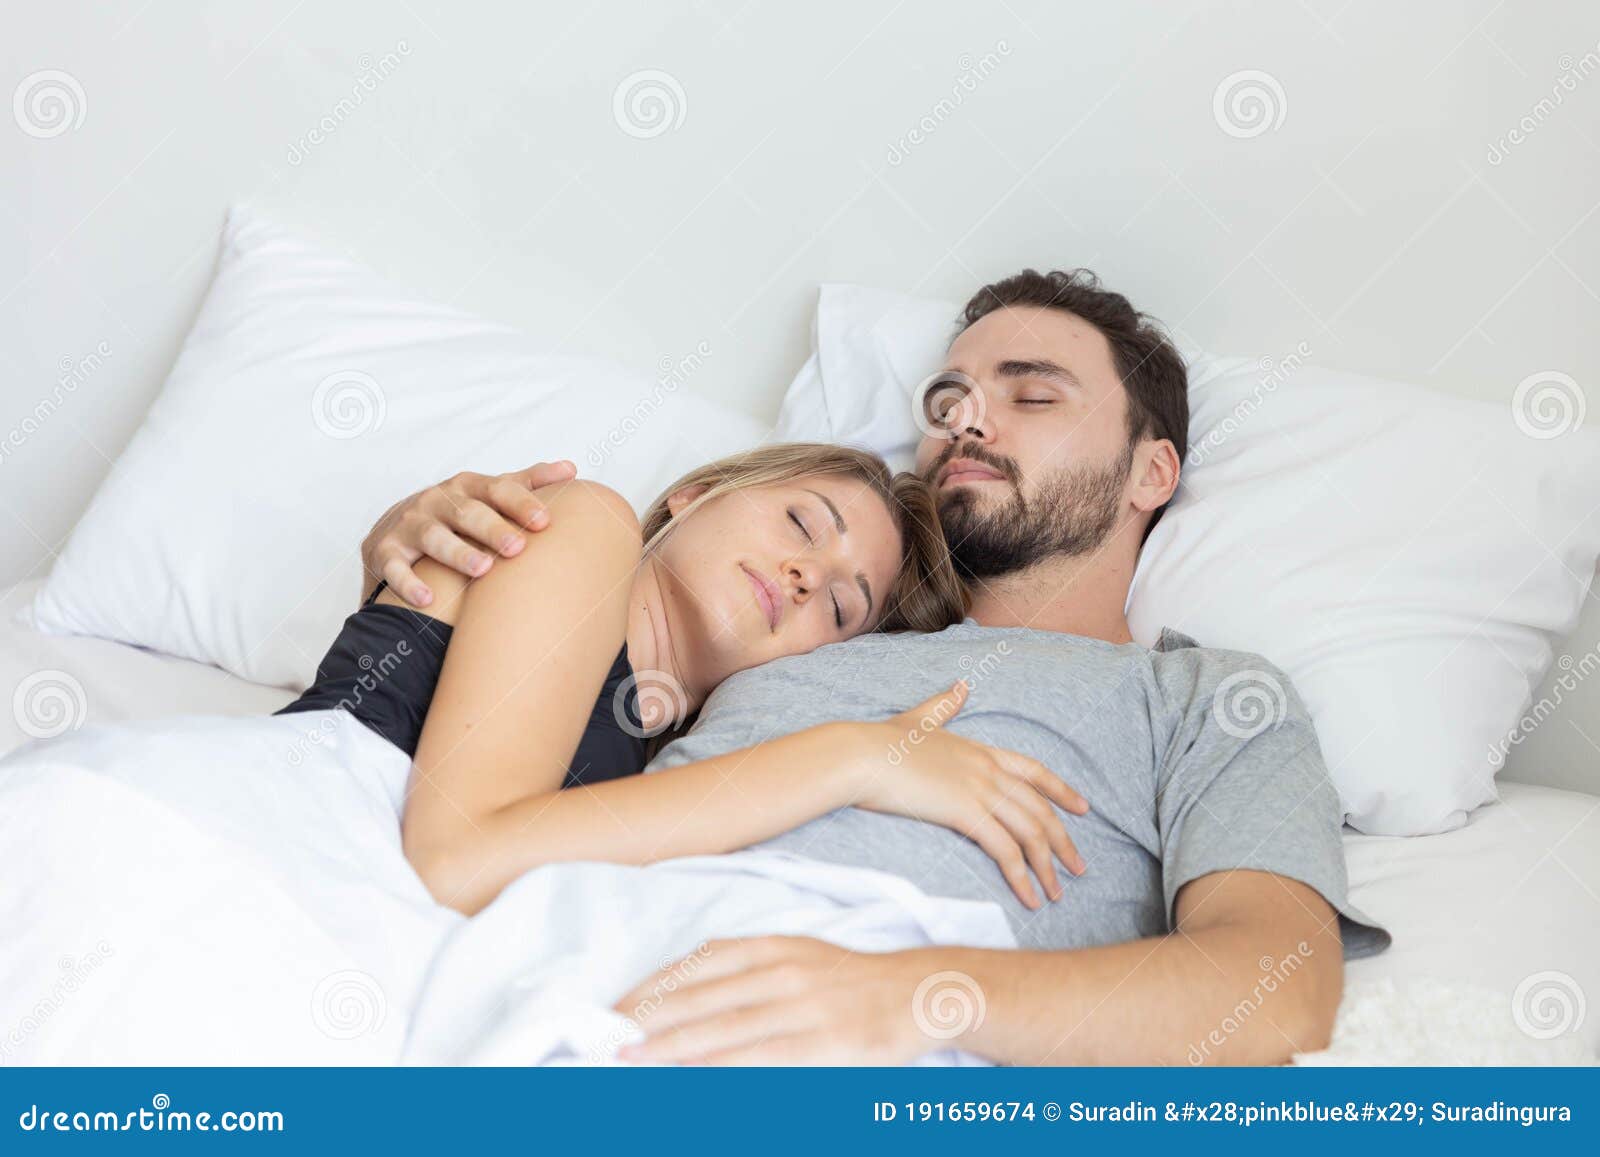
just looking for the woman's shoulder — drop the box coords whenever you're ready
[534,478,642,542]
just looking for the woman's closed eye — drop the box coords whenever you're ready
[789,503,856,630]
[788,508,815,543]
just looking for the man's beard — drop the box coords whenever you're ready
[926,442,1134,582]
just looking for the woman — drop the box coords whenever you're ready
[280,444,1087,916]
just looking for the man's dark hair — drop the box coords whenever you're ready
[957,268,1189,535]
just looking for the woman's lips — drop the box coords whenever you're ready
[741,564,782,631]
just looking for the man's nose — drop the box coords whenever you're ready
[947,388,995,443]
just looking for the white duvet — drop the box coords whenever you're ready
[0,711,1010,1065]
[2,710,1590,1066]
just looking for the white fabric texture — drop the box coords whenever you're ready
[1339,780,1600,1056]
[773,284,1600,835]
[26,207,768,690]
[1294,979,1595,1066]
[1,709,1592,1063]
[2,579,294,758]
[0,711,1010,1066]
[0,712,452,1064]
[405,851,1013,1066]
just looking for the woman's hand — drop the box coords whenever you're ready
[361,461,578,607]
[842,680,1090,910]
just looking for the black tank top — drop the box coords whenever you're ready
[277,584,648,787]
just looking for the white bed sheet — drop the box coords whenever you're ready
[5,577,1597,1057]
[1342,781,1600,1052]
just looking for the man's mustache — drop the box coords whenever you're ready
[924,441,1021,490]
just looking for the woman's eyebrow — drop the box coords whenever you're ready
[802,488,873,623]
[804,488,847,534]
[995,358,1082,387]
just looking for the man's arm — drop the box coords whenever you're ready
[951,869,1342,1064]
[358,460,577,607]
[615,869,1342,1065]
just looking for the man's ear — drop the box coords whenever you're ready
[665,482,712,518]
[1129,439,1180,516]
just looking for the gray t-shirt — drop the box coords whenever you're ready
[648,621,1389,959]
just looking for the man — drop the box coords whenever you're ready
[362,269,1388,1065]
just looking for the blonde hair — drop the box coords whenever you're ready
[640,443,966,633]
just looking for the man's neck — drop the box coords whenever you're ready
[964,528,1141,644]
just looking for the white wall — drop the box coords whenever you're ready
[2,0,1597,788]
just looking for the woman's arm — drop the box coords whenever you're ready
[399,481,1087,916]
[395,478,880,914]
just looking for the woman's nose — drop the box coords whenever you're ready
[784,557,822,603]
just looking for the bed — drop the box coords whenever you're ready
[5,576,1596,1064]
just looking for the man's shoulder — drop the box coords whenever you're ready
[1146,628,1308,726]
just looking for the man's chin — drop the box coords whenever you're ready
[939,483,1009,519]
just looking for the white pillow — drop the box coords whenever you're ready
[777,284,1600,836]
[29,207,767,690]
[773,284,957,471]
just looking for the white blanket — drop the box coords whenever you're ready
[0,711,1011,1065]
[5,710,1584,1066]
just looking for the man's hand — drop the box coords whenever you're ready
[612,872,1343,1067]
[361,461,577,607]
[614,936,943,1065]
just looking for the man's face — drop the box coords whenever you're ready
[913,305,1138,581]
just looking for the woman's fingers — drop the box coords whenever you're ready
[982,747,1087,878]
[991,796,1063,902]
[967,815,1041,909]
[989,747,1089,815]
[1023,790,1086,876]
[894,678,969,732]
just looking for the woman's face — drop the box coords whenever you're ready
[651,472,905,692]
